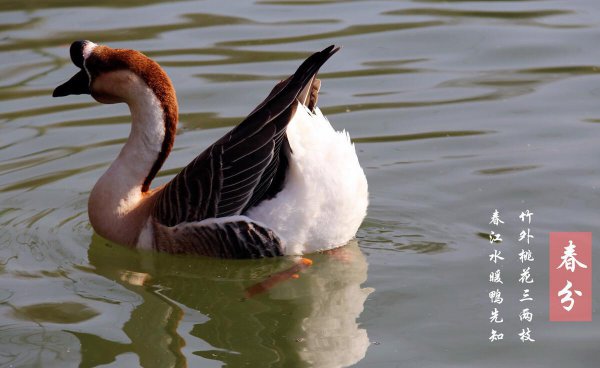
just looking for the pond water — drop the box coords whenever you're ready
[1,0,599,367]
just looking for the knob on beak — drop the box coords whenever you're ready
[70,40,87,68]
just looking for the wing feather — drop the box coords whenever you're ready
[152,45,340,228]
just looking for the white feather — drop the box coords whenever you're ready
[247,103,368,255]
[82,41,97,60]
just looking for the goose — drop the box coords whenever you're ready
[53,41,368,258]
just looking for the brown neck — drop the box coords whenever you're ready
[134,55,178,192]
[142,101,176,192]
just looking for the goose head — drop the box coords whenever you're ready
[53,40,177,108]
[53,41,178,196]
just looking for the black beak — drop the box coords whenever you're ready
[52,69,90,97]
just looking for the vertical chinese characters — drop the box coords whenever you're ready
[488,209,504,342]
[517,210,535,342]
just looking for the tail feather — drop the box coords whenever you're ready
[246,45,339,119]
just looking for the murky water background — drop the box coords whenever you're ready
[1,0,599,367]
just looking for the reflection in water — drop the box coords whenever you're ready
[84,237,372,367]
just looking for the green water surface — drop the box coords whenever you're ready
[1,0,599,367]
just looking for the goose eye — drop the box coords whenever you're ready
[70,40,87,68]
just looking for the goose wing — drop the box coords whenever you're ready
[152,216,284,258]
[152,45,339,227]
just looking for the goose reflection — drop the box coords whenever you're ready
[82,237,373,367]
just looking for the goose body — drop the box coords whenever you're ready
[53,41,368,258]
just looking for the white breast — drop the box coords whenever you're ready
[246,103,369,255]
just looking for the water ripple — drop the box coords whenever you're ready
[353,130,488,144]
[218,20,446,46]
